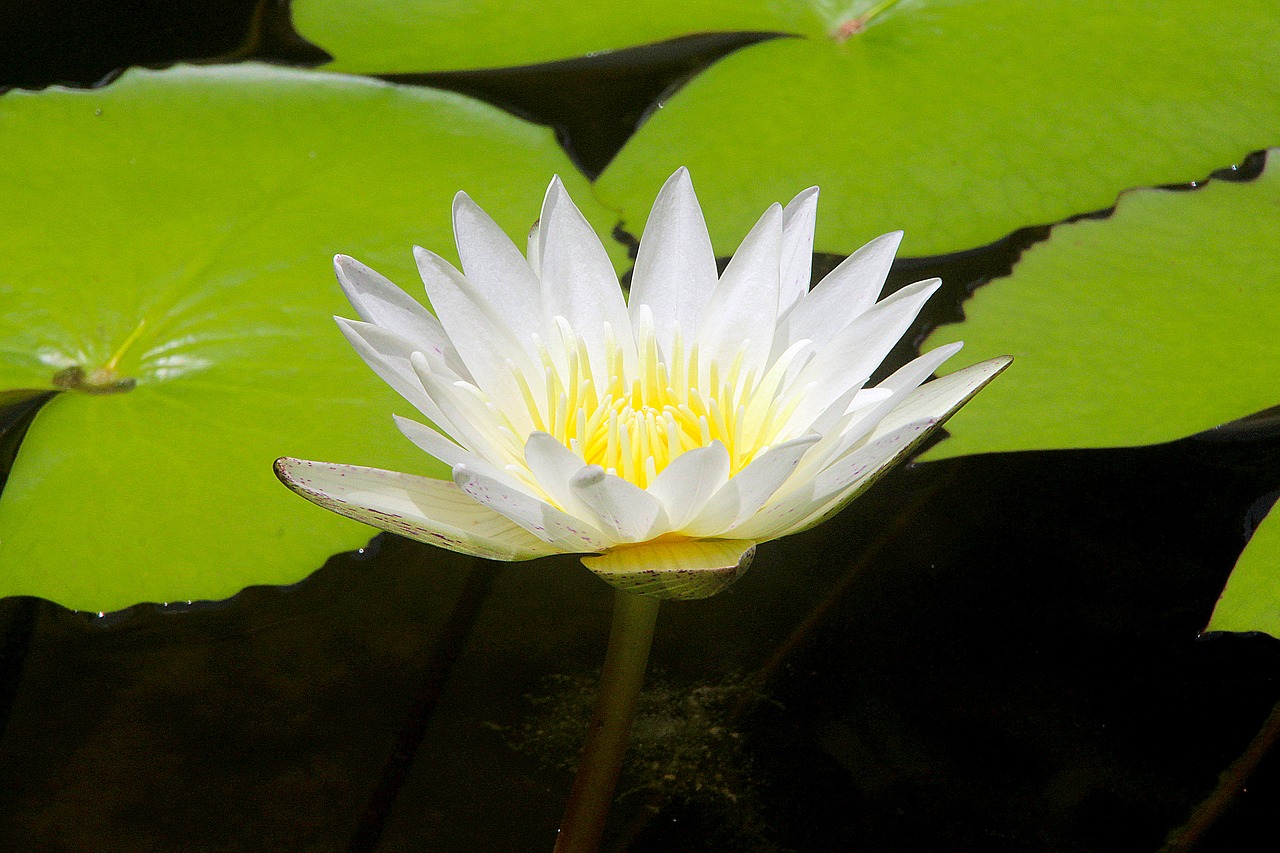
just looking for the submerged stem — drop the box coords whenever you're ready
[1160,696,1280,852]
[553,589,661,853]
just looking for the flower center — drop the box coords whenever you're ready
[517,315,806,490]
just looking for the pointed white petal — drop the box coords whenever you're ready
[684,434,821,536]
[581,538,756,600]
[414,247,536,423]
[452,191,543,346]
[811,342,965,459]
[869,355,1013,439]
[793,343,966,478]
[773,231,903,357]
[780,277,941,430]
[410,352,519,465]
[879,341,965,396]
[731,418,939,541]
[628,167,719,360]
[778,187,819,313]
[394,414,472,468]
[810,387,892,437]
[801,418,943,534]
[274,458,558,560]
[646,441,731,529]
[333,255,468,376]
[697,202,784,379]
[335,317,455,431]
[394,415,527,492]
[454,464,611,552]
[812,419,935,498]
[537,176,634,385]
[569,466,670,543]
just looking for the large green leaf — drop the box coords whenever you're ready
[593,0,1280,257]
[291,1,1280,255]
[0,64,613,612]
[917,149,1280,638]
[922,148,1280,458]
[291,0,806,73]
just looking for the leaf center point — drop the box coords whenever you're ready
[52,365,137,395]
[831,0,906,41]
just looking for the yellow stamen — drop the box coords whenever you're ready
[506,317,801,490]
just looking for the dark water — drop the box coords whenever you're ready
[2,3,1279,851]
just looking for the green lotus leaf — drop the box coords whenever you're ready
[594,0,1280,257]
[0,63,614,612]
[922,148,1280,639]
[291,0,807,73]
[1209,501,1280,637]
[922,147,1280,459]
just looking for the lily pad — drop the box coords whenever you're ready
[922,148,1280,459]
[918,149,1280,637]
[1209,499,1280,637]
[594,0,1280,257]
[0,63,613,612]
[290,0,804,73]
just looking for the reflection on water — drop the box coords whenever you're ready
[1,2,1279,850]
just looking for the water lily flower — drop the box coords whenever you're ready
[275,169,1009,600]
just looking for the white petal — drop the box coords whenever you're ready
[537,176,635,386]
[454,463,611,552]
[333,255,468,376]
[772,414,878,506]
[569,466,670,543]
[778,186,819,313]
[646,442,731,529]
[737,337,813,448]
[394,414,473,468]
[869,355,1013,440]
[395,415,527,492]
[414,246,536,424]
[523,431,593,516]
[335,317,455,431]
[410,353,519,465]
[628,167,719,360]
[810,387,892,437]
[780,277,941,431]
[794,344,965,478]
[795,419,946,534]
[878,341,965,396]
[697,202,784,380]
[817,342,964,455]
[773,231,903,358]
[684,434,821,536]
[731,418,939,541]
[274,458,558,560]
[526,219,542,276]
[452,191,544,347]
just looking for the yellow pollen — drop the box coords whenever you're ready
[529,318,801,489]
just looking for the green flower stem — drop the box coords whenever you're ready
[553,588,661,853]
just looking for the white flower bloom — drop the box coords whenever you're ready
[276,169,1009,599]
